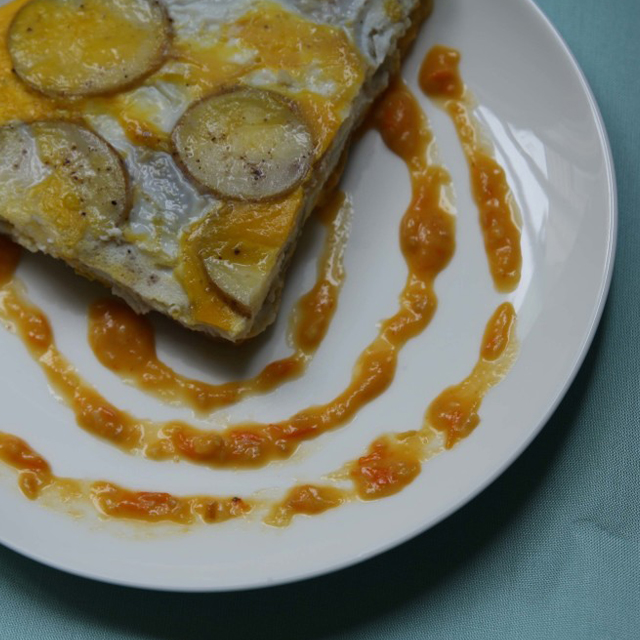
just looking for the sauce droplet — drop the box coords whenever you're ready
[350,436,421,500]
[0,431,52,499]
[265,484,346,527]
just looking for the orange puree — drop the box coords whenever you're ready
[420,46,522,292]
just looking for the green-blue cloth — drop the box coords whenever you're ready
[1,1,639,638]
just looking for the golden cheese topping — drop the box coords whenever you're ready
[170,2,365,153]
[0,0,67,124]
[0,0,366,146]
[176,191,303,328]
[0,0,368,334]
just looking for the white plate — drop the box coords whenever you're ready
[0,0,616,591]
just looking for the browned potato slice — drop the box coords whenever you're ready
[8,0,171,98]
[172,88,314,201]
[0,121,130,254]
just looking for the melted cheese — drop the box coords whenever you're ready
[0,0,396,336]
[177,190,303,329]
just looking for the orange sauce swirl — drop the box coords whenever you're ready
[0,80,456,470]
[266,301,518,524]
[160,78,456,467]
[0,299,517,525]
[0,281,146,448]
[0,432,250,525]
[349,301,517,499]
[87,191,349,415]
[419,46,522,292]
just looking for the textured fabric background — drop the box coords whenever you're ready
[1,0,639,638]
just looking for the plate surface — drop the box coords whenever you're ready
[0,0,616,591]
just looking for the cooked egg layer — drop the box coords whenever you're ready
[0,0,415,336]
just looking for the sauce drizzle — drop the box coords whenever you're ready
[349,434,422,500]
[419,46,522,292]
[265,484,346,527]
[266,301,518,524]
[91,482,250,525]
[87,190,350,415]
[427,302,517,448]
[0,432,250,525]
[159,78,456,468]
[0,431,53,500]
[350,301,517,499]
[0,298,517,526]
[0,236,21,286]
[0,80,456,470]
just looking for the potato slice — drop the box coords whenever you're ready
[172,88,314,201]
[0,121,130,253]
[203,255,272,315]
[8,0,171,97]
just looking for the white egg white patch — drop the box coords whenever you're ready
[87,114,216,263]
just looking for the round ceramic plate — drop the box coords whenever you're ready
[0,0,616,591]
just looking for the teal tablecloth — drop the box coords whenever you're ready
[1,1,639,638]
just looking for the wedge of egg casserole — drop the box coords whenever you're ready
[0,0,431,341]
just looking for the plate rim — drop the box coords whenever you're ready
[0,0,618,592]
